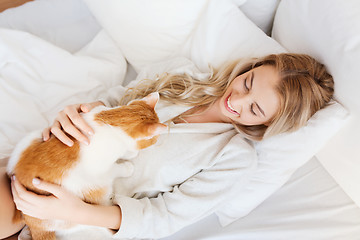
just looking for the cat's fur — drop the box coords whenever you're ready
[7,92,167,240]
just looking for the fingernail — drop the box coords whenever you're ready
[88,131,94,136]
[32,178,40,185]
[67,141,74,147]
[84,140,90,146]
[11,175,16,181]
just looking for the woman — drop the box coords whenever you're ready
[0,53,334,239]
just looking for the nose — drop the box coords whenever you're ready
[231,92,252,114]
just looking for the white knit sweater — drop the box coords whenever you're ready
[112,104,256,239]
[95,59,257,239]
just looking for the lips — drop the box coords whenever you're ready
[225,94,240,115]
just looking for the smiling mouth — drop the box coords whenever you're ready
[225,94,240,115]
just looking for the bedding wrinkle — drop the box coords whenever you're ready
[0,28,127,160]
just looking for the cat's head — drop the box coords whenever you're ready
[94,92,167,149]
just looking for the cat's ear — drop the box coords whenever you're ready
[147,123,168,137]
[142,92,160,109]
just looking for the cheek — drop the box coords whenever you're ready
[231,78,244,91]
[238,114,269,126]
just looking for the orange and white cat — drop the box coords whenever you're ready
[7,92,167,240]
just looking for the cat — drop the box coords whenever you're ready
[7,92,167,240]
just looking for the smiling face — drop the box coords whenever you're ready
[214,65,281,126]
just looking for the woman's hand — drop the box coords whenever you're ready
[11,176,88,222]
[43,101,105,146]
[11,176,122,230]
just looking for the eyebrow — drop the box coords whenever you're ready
[251,71,266,117]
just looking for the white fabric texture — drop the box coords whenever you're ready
[83,0,286,73]
[180,0,285,72]
[162,157,360,240]
[83,0,209,72]
[238,0,281,35]
[0,0,101,53]
[272,0,360,208]
[0,28,127,163]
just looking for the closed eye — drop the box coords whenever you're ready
[244,72,254,92]
[244,77,250,92]
[250,103,257,116]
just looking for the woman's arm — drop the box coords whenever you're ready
[81,204,121,231]
[112,136,256,239]
[11,177,121,230]
[80,203,121,230]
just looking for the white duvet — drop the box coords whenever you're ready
[0,29,127,164]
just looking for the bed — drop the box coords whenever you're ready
[0,0,359,239]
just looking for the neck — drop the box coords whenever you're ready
[175,102,224,124]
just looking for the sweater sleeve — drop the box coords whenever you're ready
[112,136,257,239]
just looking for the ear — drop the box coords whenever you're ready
[147,123,168,137]
[142,92,160,109]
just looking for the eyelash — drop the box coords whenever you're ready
[244,78,257,116]
[250,104,257,116]
[244,78,250,92]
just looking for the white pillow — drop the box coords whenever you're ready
[83,0,285,73]
[83,0,209,72]
[0,29,126,165]
[180,0,285,71]
[238,0,281,35]
[272,0,360,208]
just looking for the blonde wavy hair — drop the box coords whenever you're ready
[120,53,334,141]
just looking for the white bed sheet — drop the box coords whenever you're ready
[0,0,138,86]
[1,0,359,239]
[162,157,360,240]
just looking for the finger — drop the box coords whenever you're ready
[11,180,27,212]
[57,111,86,138]
[32,178,64,198]
[10,177,20,201]
[65,109,94,137]
[42,127,51,141]
[80,103,92,113]
[50,121,74,147]
[12,178,39,204]
[11,181,32,211]
[80,101,104,113]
